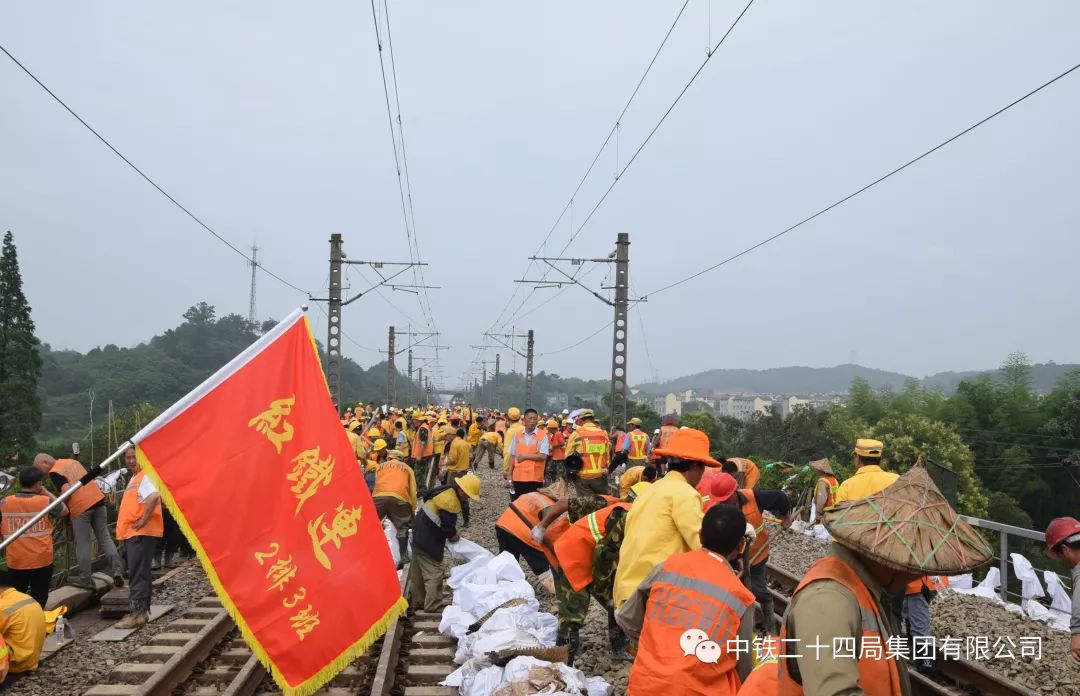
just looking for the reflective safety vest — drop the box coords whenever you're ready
[818,475,839,509]
[652,425,678,460]
[0,633,8,684]
[741,490,770,565]
[555,502,631,592]
[629,549,755,696]
[116,471,164,541]
[729,457,761,489]
[49,458,104,518]
[779,556,903,696]
[412,425,434,459]
[577,426,610,479]
[495,491,569,569]
[511,430,546,483]
[905,574,949,596]
[373,460,414,505]
[0,494,53,570]
[628,430,649,461]
[548,431,566,461]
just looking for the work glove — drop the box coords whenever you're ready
[530,525,546,544]
[744,522,757,541]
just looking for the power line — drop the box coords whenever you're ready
[483,0,695,336]
[642,59,1080,299]
[495,0,756,331]
[0,43,308,295]
[536,321,613,358]
[312,301,380,353]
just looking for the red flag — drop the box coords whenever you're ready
[132,309,404,695]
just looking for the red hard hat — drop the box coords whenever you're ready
[1045,517,1080,557]
[710,473,739,503]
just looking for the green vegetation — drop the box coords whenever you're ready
[0,231,43,466]
[681,355,1079,526]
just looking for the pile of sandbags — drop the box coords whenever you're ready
[438,547,613,696]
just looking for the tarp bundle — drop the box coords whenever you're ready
[824,465,992,574]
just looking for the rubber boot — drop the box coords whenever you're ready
[396,537,409,570]
[609,627,633,662]
[165,552,179,569]
[566,626,581,667]
[151,552,162,571]
[759,594,775,635]
[556,626,569,647]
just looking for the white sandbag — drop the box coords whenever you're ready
[448,537,494,563]
[383,518,400,566]
[449,555,497,589]
[811,524,832,542]
[949,573,973,590]
[1022,599,1071,632]
[501,655,553,683]
[488,551,528,583]
[1044,570,1072,614]
[439,605,476,639]
[455,579,537,618]
[477,604,557,642]
[455,628,543,664]
[1009,553,1045,600]
[460,664,506,696]
[586,675,614,696]
[977,567,1000,595]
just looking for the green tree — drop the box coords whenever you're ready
[0,231,42,466]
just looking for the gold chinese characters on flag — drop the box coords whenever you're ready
[131,308,404,695]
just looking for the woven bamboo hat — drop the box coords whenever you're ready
[537,479,568,501]
[809,458,834,475]
[823,464,992,574]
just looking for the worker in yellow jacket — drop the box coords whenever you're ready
[0,584,46,674]
[833,438,898,504]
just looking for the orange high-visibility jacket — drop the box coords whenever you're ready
[0,494,53,570]
[652,425,678,460]
[728,457,761,489]
[905,574,949,596]
[555,502,631,591]
[495,491,569,569]
[116,471,163,540]
[629,549,755,696]
[779,556,903,696]
[411,424,434,459]
[628,430,650,461]
[511,430,547,483]
[577,426,610,479]
[817,475,839,509]
[49,458,104,518]
[373,460,417,508]
[548,431,566,461]
[741,489,770,565]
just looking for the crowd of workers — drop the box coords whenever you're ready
[345,400,1080,695]
[0,400,1073,691]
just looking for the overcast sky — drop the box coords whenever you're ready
[3,1,1078,391]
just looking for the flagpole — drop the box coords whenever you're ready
[0,442,133,553]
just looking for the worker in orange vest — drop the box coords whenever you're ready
[903,575,949,675]
[0,468,68,607]
[708,473,793,634]
[494,483,568,589]
[114,447,164,629]
[34,452,125,590]
[616,504,757,695]
[725,457,761,489]
[621,418,652,465]
[411,413,436,489]
[507,409,550,501]
[552,498,634,665]
[564,410,611,497]
[545,419,566,484]
[373,450,417,570]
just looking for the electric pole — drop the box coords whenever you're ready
[495,353,501,411]
[484,331,534,408]
[314,234,432,414]
[515,233,639,427]
[248,244,259,324]
[387,326,396,406]
[408,349,413,386]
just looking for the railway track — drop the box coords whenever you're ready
[764,563,1039,696]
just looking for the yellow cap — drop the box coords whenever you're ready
[628,417,643,426]
[546,418,559,429]
[854,438,884,458]
[578,409,595,420]
[372,439,387,452]
[454,472,481,500]
[367,428,382,438]
[507,407,522,422]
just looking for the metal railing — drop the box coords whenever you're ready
[957,515,1071,604]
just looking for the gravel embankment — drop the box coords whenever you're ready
[7,560,211,696]
[766,523,1080,696]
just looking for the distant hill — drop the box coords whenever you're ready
[637,362,1080,396]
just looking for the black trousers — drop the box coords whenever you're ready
[511,481,542,501]
[125,536,159,613]
[157,508,192,556]
[7,565,53,607]
[496,526,549,575]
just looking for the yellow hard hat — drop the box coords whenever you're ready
[367,428,382,438]
[347,420,362,432]
[546,418,559,429]
[386,449,406,460]
[507,407,522,422]
[628,417,643,426]
[454,472,481,500]
[372,439,387,452]
[854,438,884,458]
[437,417,448,425]
[578,409,595,420]
[630,481,652,498]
